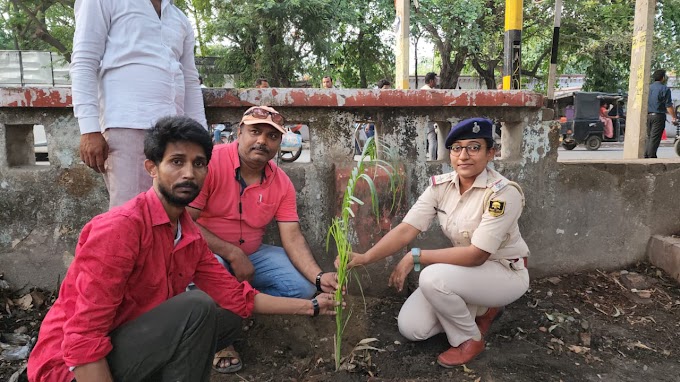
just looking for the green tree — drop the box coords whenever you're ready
[329,0,395,88]
[206,0,341,87]
[653,0,680,77]
[1,0,74,61]
[411,0,487,89]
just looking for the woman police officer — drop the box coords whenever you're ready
[346,117,530,366]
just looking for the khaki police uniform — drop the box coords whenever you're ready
[397,167,530,348]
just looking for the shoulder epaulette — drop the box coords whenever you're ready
[483,175,525,210]
[430,172,456,186]
[487,178,508,193]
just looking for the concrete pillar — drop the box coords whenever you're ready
[394,0,410,89]
[623,0,655,159]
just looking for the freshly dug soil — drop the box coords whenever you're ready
[212,263,680,382]
[2,263,679,382]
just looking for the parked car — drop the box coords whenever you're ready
[33,125,48,162]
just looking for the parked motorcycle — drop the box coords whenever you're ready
[212,122,235,144]
[278,123,304,162]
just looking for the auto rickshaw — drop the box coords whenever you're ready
[556,92,626,151]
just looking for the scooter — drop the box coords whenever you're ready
[212,122,236,145]
[278,123,304,162]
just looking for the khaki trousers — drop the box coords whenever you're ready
[103,128,153,209]
[398,260,529,347]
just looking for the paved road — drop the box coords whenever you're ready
[558,142,678,161]
[285,142,679,163]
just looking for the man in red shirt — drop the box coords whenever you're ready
[27,116,338,382]
[188,106,339,372]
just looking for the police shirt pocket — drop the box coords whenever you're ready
[455,220,477,246]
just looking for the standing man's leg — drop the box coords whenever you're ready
[103,128,153,209]
[249,244,316,298]
[645,116,653,158]
[427,132,437,160]
[645,115,665,158]
[106,290,241,382]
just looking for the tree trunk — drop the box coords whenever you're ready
[358,31,367,88]
[439,46,467,89]
[471,55,499,90]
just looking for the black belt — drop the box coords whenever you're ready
[648,112,664,115]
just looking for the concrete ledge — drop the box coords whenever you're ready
[647,235,680,284]
[0,87,544,109]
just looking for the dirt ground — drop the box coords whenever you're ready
[2,262,679,382]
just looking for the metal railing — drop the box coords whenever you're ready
[0,50,71,87]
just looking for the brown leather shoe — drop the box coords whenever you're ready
[437,339,486,367]
[475,306,504,337]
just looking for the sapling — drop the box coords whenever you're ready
[326,136,402,371]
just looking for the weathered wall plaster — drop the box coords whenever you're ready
[1,87,679,295]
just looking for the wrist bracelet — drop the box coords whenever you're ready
[311,298,320,317]
[315,271,324,292]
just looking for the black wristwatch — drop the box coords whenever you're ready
[315,271,324,292]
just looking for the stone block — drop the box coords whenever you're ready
[647,235,680,284]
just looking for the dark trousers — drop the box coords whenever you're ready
[102,290,241,382]
[645,113,666,158]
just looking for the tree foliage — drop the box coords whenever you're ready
[2,0,680,91]
[1,0,74,60]
[328,0,395,88]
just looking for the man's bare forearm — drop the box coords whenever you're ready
[279,223,322,282]
[73,359,114,382]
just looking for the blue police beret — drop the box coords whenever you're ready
[445,118,494,149]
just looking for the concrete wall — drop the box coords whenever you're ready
[1,87,679,294]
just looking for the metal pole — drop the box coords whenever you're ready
[546,0,562,105]
[503,0,523,90]
[49,52,56,87]
[18,50,25,87]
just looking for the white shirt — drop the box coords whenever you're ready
[71,0,207,134]
[420,84,432,89]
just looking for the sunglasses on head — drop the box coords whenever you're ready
[244,107,285,125]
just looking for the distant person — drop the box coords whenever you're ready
[199,75,207,88]
[608,100,624,118]
[599,102,614,139]
[71,0,207,209]
[377,79,392,89]
[421,72,438,159]
[421,72,437,90]
[322,76,334,89]
[646,69,677,158]
[27,116,338,382]
[255,78,270,88]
